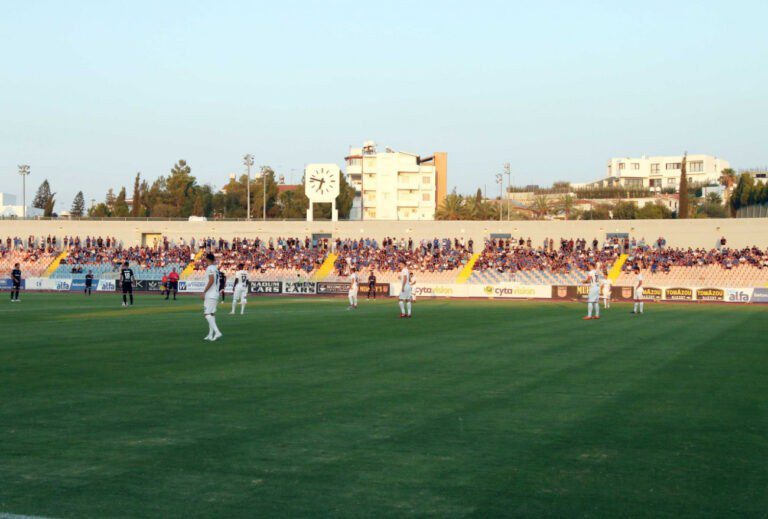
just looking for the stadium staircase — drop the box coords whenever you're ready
[311,252,338,281]
[607,254,628,282]
[455,252,481,283]
[42,251,68,278]
[180,250,204,279]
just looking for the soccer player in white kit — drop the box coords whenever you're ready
[202,253,223,341]
[398,259,412,318]
[602,276,612,309]
[583,261,601,320]
[347,267,359,310]
[230,263,249,315]
[632,266,644,314]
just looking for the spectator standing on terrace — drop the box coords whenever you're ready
[10,263,22,302]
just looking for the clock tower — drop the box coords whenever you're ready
[304,164,341,221]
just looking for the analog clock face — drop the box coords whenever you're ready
[305,164,340,202]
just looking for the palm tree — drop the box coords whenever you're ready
[719,168,737,208]
[531,196,551,219]
[559,194,575,220]
[436,191,467,220]
[705,192,723,204]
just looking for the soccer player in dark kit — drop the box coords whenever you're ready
[119,261,135,307]
[218,269,227,302]
[85,270,94,296]
[10,262,22,302]
[367,270,377,299]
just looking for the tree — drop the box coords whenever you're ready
[612,200,637,220]
[678,152,689,218]
[719,168,737,210]
[278,185,309,219]
[113,187,130,217]
[105,188,117,212]
[531,196,551,219]
[252,167,280,218]
[70,191,85,217]
[88,203,110,217]
[697,201,728,218]
[636,202,673,219]
[465,192,499,220]
[705,192,723,204]
[436,190,467,220]
[730,173,755,213]
[166,160,198,216]
[33,180,56,216]
[131,173,142,217]
[559,194,575,220]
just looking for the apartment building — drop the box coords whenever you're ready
[605,154,729,191]
[345,141,447,220]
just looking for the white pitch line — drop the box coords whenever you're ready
[0,513,56,519]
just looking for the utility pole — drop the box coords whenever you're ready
[243,154,254,220]
[504,163,511,221]
[496,173,503,222]
[18,165,30,218]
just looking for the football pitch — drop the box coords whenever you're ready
[1,294,767,518]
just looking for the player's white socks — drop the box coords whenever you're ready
[205,315,221,336]
[587,304,593,318]
[594,303,600,318]
[406,301,412,316]
[349,295,355,307]
[399,301,405,315]
[240,301,246,315]
[639,302,644,313]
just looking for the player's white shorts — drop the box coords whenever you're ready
[203,297,219,314]
[399,285,413,301]
[233,288,248,303]
[602,286,611,298]
[634,288,644,300]
[588,287,600,303]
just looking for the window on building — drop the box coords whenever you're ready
[623,178,643,187]
[666,163,681,170]
[618,163,625,170]
[650,163,660,174]
[631,163,640,170]
[422,176,431,185]
[688,161,704,172]
[422,193,430,202]
[667,178,677,185]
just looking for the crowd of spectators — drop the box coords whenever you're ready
[333,237,473,275]
[624,246,768,274]
[192,236,327,275]
[473,237,620,275]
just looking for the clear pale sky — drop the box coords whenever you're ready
[2,0,767,208]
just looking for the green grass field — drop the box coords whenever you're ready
[1,293,767,518]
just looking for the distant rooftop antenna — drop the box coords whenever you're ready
[362,141,377,154]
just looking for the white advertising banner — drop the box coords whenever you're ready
[96,279,117,292]
[178,280,209,293]
[725,288,753,303]
[465,283,552,299]
[26,277,72,291]
[391,282,552,299]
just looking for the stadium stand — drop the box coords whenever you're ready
[3,232,768,289]
[0,237,59,277]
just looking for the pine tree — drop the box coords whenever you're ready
[105,188,116,212]
[32,180,52,209]
[131,173,141,217]
[70,191,85,217]
[678,153,689,219]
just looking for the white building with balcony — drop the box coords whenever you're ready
[345,141,447,220]
[604,154,729,191]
